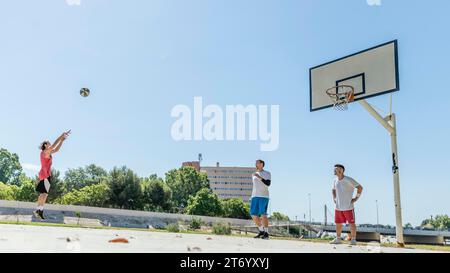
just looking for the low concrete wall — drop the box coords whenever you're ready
[404,235,445,246]
[0,200,252,229]
[356,232,381,242]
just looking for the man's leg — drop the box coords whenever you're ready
[260,198,270,239]
[252,216,265,238]
[336,223,343,238]
[331,210,344,244]
[350,223,357,240]
[347,210,357,245]
[260,215,270,239]
[250,198,265,238]
[261,215,269,229]
[252,215,261,227]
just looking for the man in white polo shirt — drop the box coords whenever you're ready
[251,159,271,240]
[330,164,363,245]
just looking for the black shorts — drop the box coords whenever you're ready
[36,176,52,194]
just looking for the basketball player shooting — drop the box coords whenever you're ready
[34,130,71,220]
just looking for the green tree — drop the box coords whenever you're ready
[141,174,172,211]
[0,148,23,185]
[270,212,290,221]
[15,174,38,201]
[221,198,251,219]
[64,164,108,192]
[422,215,450,230]
[107,166,142,209]
[0,182,16,200]
[59,183,110,207]
[186,188,223,217]
[165,167,209,210]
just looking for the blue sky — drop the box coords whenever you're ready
[1,0,449,226]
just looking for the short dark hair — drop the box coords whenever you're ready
[334,164,345,172]
[257,159,265,167]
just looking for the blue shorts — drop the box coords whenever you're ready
[250,197,269,217]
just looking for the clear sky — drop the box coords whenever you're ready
[1,0,449,226]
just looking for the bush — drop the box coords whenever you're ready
[108,166,143,210]
[15,178,38,201]
[0,182,16,200]
[59,183,110,207]
[221,198,251,219]
[141,175,172,212]
[186,188,223,217]
[212,222,231,235]
[270,212,290,221]
[166,222,180,233]
[165,167,210,209]
[188,217,203,230]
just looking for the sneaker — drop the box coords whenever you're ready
[37,210,45,220]
[350,239,357,246]
[261,232,270,240]
[33,210,40,219]
[330,238,342,244]
[254,231,265,239]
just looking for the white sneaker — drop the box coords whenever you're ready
[350,239,357,246]
[330,238,342,244]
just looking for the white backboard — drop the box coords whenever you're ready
[309,40,399,112]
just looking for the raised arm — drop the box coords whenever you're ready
[51,138,65,154]
[48,133,65,151]
[49,130,71,153]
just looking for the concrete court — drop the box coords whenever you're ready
[0,224,441,253]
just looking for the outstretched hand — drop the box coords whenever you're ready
[63,130,72,139]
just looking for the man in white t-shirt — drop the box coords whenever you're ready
[330,164,363,245]
[250,159,271,240]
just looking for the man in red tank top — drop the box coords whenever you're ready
[34,130,71,220]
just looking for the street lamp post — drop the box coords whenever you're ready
[308,193,312,238]
[376,200,379,226]
[308,193,312,223]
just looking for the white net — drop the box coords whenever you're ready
[326,85,355,111]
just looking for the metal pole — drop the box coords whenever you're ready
[324,204,327,226]
[358,100,404,246]
[308,193,312,238]
[376,200,379,226]
[308,193,311,223]
[389,113,405,246]
[358,100,394,134]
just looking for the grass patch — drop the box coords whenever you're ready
[165,222,180,233]
[381,243,450,252]
[188,217,203,230]
[212,222,231,235]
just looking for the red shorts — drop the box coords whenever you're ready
[335,209,355,224]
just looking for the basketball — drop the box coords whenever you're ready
[80,88,90,97]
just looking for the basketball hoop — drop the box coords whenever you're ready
[326,85,355,111]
